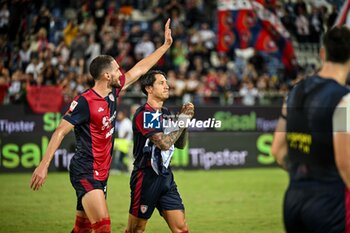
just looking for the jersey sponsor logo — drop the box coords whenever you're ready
[105,127,114,138]
[102,116,110,130]
[101,111,116,130]
[95,170,99,176]
[108,94,115,102]
[140,205,148,214]
[98,107,105,112]
[69,101,78,112]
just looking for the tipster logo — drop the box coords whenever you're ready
[144,110,162,129]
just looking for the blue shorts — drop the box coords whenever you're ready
[70,174,107,211]
[129,167,184,219]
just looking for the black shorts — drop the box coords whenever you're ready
[129,167,184,219]
[70,174,107,211]
[284,182,348,233]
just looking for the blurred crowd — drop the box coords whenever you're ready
[0,0,342,107]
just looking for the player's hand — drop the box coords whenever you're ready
[163,18,173,48]
[30,164,48,191]
[180,102,195,118]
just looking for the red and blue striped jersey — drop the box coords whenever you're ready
[64,74,125,180]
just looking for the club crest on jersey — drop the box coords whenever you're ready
[140,205,148,214]
[69,101,78,112]
[109,94,115,102]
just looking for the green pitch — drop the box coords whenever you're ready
[0,168,288,233]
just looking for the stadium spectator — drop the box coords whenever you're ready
[0,77,8,104]
[271,26,350,233]
[25,52,43,81]
[0,0,336,107]
[33,6,52,35]
[309,6,324,44]
[281,8,296,36]
[248,50,266,76]
[240,79,259,106]
[327,4,338,28]
[114,109,133,172]
[63,19,79,47]
[0,35,10,68]
[85,34,101,70]
[69,31,88,62]
[92,0,107,36]
[134,33,155,60]
[125,70,193,233]
[30,19,173,233]
[18,41,32,71]
[0,2,9,35]
[7,69,25,104]
[171,39,188,70]
[295,7,310,43]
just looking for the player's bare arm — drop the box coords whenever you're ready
[271,103,288,170]
[151,129,186,151]
[151,102,194,150]
[123,19,173,90]
[174,129,187,149]
[174,103,194,149]
[334,133,350,189]
[30,119,74,191]
[333,96,350,189]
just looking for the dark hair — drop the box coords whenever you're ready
[140,70,166,95]
[89,55,115,80]
[323,26,350,63]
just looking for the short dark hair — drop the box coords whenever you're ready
[140,70,166,95]
[89,55,115,80]
[323,26,350,64]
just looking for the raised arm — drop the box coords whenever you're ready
[30,119,74,191]
[123,19,173,90]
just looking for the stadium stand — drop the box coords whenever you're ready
[0,0,343,108]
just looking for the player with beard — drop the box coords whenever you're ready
[125,70,194,233]
[30,19,173,233]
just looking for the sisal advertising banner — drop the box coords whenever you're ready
[0,105,279,172]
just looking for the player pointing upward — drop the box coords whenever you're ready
[30,19,173,233]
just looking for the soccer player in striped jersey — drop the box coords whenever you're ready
[30,19,173,233]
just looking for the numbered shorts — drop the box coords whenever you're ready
[129,167,184,219]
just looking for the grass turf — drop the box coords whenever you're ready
[0,168,288,233]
